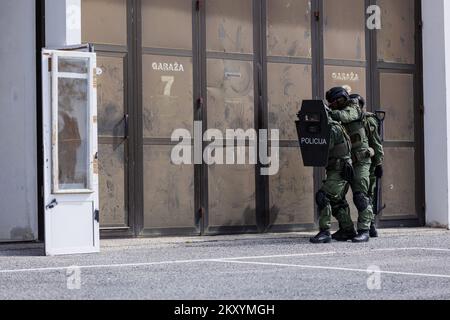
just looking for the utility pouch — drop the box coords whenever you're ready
[341,161,355,183]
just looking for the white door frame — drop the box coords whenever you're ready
[42,49,100,256]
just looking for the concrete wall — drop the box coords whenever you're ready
[422,0,450,229]
[0,0,38,241]
[0,0,82,242]
[45,0,81,47]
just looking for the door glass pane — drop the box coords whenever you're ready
[57,78,89,190]
[269,148,314,225]
[142,55,193,139]
[382,148,416,217]
[268,63,312,140]
[143,145,195,229]
[99,143,127,227]
[208,150,256,227]
[59,57,89,74]
[324,65,366,97]
[207,59,254,131]
[380,72,415,141]
[142,0,192,50]
[206,0,253,54]
[81,0,127,46]
[377,0,415,64]
[323,0,366,61]
[97,55,126,137]
[267,0,312,58]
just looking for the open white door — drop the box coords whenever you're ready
[42,49,100,256]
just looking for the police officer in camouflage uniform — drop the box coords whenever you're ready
[310,114,356,244]
[350,94,384,238]
[326,87,374,243]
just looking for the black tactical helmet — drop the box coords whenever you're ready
[349,94,366,108]
[326,87,350,104]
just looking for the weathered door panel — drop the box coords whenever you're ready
[82,0,131,232]
[266,1,316,230]
[140,0,197,234]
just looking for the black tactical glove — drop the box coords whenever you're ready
[342,161,355,183]
[374,165,383,178]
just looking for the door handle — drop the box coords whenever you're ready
[124,114,129,140]
[94,210,100,223]
[46,199,58,210]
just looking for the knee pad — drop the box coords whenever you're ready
[316,191,330,211]
[353,192,369,212]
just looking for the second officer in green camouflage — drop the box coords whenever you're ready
[350,94,384,238]
[326,87,374,243]
[310,113,356,244]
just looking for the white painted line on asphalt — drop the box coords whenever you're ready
[0,247,448,275]
[212,259,450,280]
[219,251,337,261]
[0,251,336,274]
[371,247,450,253]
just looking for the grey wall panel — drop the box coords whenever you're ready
[0,0,38,241]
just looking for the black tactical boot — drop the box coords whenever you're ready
[369,223,379,238]
[352,230,370,243]
[310,230,332,244]
[332,228,357,242]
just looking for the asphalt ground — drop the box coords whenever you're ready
[0,228,449,300]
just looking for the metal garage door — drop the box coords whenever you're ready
[81,0,424,237]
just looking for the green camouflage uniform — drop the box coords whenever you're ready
[329,99,374,231]
[318,119,354,232]
[365,113,384,219]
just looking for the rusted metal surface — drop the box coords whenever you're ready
[93,157,99,175]
[97,55,125,137]
[382,148,416,217]
[81,0,127,46]
[98,143,127,227]
[143,146,195,229]
[377,0,415,64]
[206,0,253,54]
[380,73,415,142]
[267,0,311,58]
[269,148,314,225]
[207,59,254,131]
[268,63,312,141]
[323,0,366,61]
[143,55,193,139]
[142,0,192,50]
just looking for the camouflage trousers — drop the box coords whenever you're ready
[350,159,374,231]
[318,170,354,232]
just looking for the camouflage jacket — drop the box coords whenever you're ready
[329,99,371,155]
[365,112,384,168]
